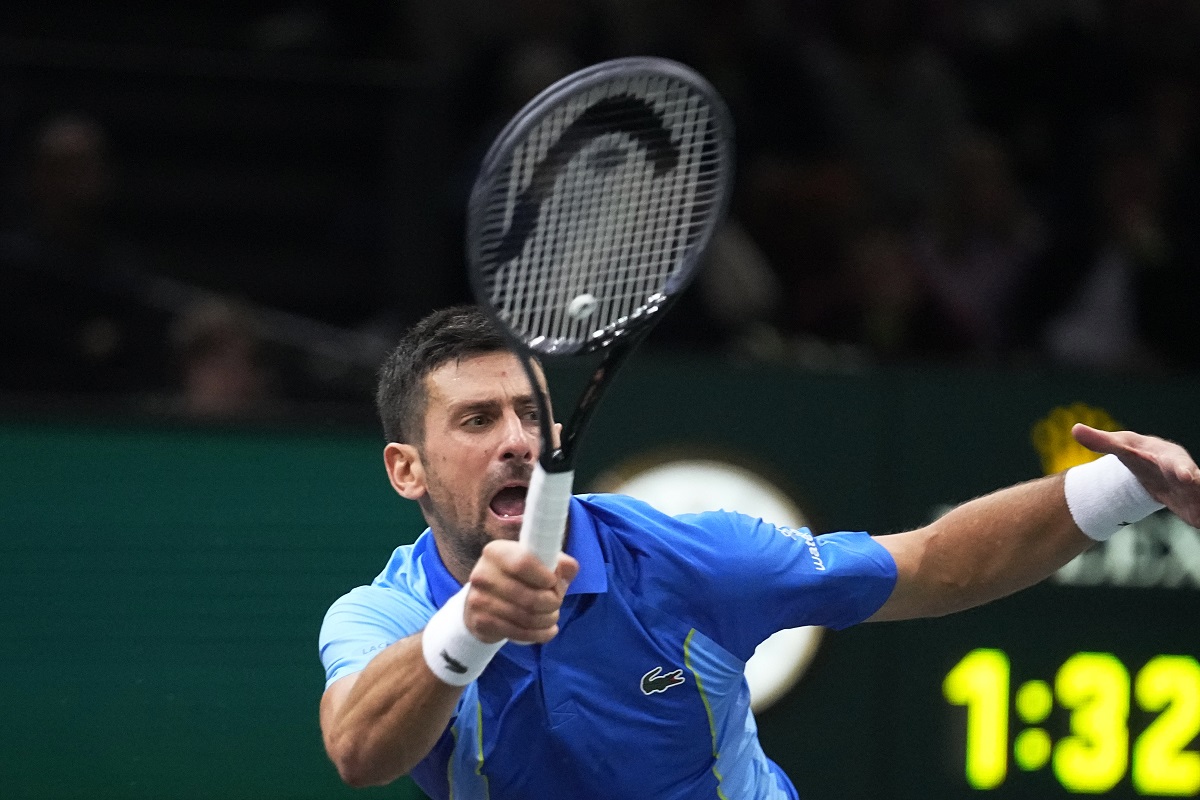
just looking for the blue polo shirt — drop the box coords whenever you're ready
[319,493,896,799]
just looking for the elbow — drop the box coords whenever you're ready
[918,541,987,618]
[922,575,977,618]
[333,759,385,790]
[340,769,391,790]
[883,527,983,619]
[325,730,411,789]
[327,742,380,789]
[336,766,373,789]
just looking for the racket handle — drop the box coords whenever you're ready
[519,463,574,568]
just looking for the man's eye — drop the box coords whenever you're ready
[522,409,540,422]
[465,415,489,427]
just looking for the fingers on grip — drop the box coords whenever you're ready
[466,548,569,643]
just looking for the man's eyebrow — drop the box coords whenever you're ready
[447,398,500,415]
[446,394,537,414]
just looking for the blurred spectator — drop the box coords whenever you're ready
[724,0,976,358]
[1014,125,1197,372]
[838,219,956,360]
[0,114,173,396]
[1142,75,1200,370]
[739,155,865,347]
[637,0,830,166]
[1,3,1196,383]
[1045,135,1188,370]
[169,300,277,417]
[798,0,970,222]
[650,219,782,353]
[698,221,781,341]
[912,130,1045,358]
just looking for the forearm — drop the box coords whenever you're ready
[322,633,463,787]
[320,546,576,787]
[871,474,1093,620]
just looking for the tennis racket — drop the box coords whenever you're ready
[466,56,735,568]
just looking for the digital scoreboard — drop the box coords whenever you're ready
[875,511,1200,799]
[945,649,1198,795]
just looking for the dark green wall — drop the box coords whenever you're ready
[2,358,1197,799]
[0,419,427,800]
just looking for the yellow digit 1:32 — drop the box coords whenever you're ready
[943,649,1200,795]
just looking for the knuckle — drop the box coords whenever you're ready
[464,591,492,618]
[503,549,530,572]
[527,588,559,614]
[484,539,520,565]
[463,590,483,615]
[522,608,555,626]
[470,557,501,584]
[468,572,494,595]
[513,628,541,643]
[467,612,498,640]
[524,560,557,587]
[522,626,554,644]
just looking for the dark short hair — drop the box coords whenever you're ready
[375,305,509,444]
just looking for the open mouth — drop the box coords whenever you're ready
[489,485,528,519]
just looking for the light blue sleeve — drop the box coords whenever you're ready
[318,585,435,688]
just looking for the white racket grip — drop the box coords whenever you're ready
[519,464,574,568]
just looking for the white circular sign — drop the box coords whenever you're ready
[596,457,823,713]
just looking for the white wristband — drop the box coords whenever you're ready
[1064,454,1164,541]
[421,584,503,686]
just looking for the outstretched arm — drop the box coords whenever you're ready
[869,425,1200,622]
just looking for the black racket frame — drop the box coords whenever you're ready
[466,56,734,474]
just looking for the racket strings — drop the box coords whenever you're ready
[477,73,726,349]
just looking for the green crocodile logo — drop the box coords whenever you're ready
[641,666,686,695]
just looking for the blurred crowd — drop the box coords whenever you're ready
[1,0,1197,416]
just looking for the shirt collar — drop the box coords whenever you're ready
[420,496,608,609]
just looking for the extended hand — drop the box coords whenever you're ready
[1073,424,1200,527]
[463,540,579,644]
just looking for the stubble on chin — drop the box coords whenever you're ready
[441,516,525,580]
[423,464,530,578]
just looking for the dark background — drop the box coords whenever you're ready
[2,2,1199,799]
[3,0,1199,411]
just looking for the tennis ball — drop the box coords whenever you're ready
[567,293,598,320]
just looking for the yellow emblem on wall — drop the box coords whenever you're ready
[1031,403,1120,475]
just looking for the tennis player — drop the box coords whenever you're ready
[319,306,1200,800]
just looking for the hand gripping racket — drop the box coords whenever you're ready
[467,56,734,568]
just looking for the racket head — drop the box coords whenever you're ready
[466,56,735,359]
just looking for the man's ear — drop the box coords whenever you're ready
[552,422,563,450]
[384,442,426,500]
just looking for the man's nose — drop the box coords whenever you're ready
[499,411,535,461]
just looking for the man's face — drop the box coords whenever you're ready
[411,352,551,569]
